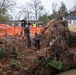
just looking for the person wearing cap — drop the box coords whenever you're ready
[20,17,27,36]
[24,22,31,48]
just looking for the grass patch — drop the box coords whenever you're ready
[48,60,63,70]
[68,25,76,32]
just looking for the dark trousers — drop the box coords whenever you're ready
[26,33,31,47]
[34,39,40,49]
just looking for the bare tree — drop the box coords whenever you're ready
[19,4,33,20]
[12,0,44,20]
[73,1,76,10]
[0,0,16,8]
[69,1,76,15]
[52,3,58,18]
[52,3,57,14]
[28,0,43,21]
[0,0,16,16]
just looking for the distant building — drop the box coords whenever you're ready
[63,15,76,25]
[7,20,43,26]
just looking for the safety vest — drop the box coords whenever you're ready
[33,23,36,27]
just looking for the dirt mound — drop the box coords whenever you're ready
[0,20,76,75]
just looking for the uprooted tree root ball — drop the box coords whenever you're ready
[0,19,76,75]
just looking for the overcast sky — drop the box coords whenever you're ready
[14,0,75,13]
[11,0,75,20]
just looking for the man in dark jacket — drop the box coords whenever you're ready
[20,18,27,36]
[24,23,31,48]
[34,33,41,49]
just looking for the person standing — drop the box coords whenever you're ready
[32,22,36,27]
[20,17,27,36]
[24,23,31,48]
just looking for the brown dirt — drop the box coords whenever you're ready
[0,19,76,75]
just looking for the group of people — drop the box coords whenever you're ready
[20,18,41,49]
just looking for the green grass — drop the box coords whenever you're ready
[48,60,63,70]
[68,25,76,32]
